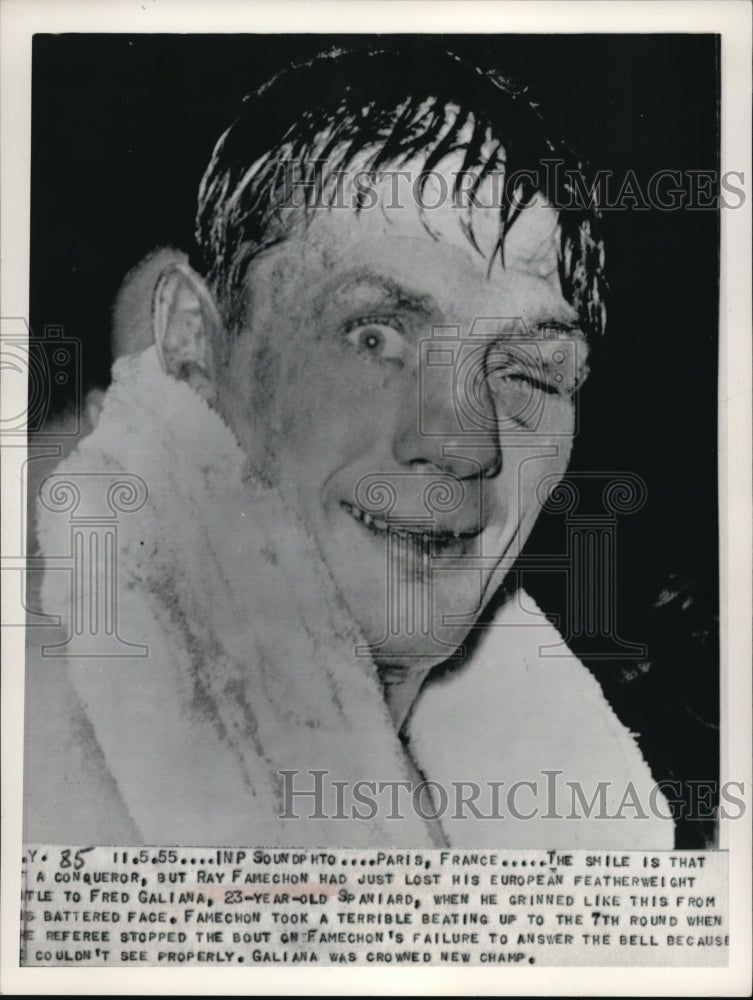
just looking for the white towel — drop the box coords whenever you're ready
[26,346,673,848]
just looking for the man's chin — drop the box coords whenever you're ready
[321,544,490,670]
[358,622,476,673]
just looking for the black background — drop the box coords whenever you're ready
[30,34,720,845]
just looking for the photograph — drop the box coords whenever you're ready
[1,2,749,989]
[23,32,720,850]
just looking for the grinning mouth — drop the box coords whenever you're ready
[340,500,482,552]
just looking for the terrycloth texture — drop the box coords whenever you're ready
[408,590,675,847]
[25,346,674,848]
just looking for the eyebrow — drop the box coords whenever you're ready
[489,330,589,386]
[482,314,586,340]
[316,270,441,321]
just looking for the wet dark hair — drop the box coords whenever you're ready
[195,43,607,340]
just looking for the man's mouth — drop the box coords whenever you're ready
[340,500,482,553]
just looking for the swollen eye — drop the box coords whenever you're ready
[346,323,405,360]
[485,349,559,397]
[486,352,536,384]
[490,361,527,380]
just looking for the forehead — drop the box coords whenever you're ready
[246,159,573,333]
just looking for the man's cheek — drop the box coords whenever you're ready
[248,339,283,417]
[502,446,571,535]
[277,352,381,446]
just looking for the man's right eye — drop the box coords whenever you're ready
[345,319,406,362]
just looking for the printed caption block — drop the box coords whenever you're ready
[20,848,728,967]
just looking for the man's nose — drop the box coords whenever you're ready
[391,361,502,480]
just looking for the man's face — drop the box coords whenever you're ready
[216,160,588,668]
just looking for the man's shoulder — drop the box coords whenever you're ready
[407,588,675,849]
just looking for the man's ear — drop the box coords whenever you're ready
[113,247,188,359]
[152,261,225,404]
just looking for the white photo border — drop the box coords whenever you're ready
[1,0,750,995]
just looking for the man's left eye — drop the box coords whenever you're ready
[345,321,406,361]
[486,351,555,395]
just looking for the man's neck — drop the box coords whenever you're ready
[378,662,431,733]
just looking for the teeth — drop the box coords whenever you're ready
[342,501,474,541]
[344,502,411,535]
